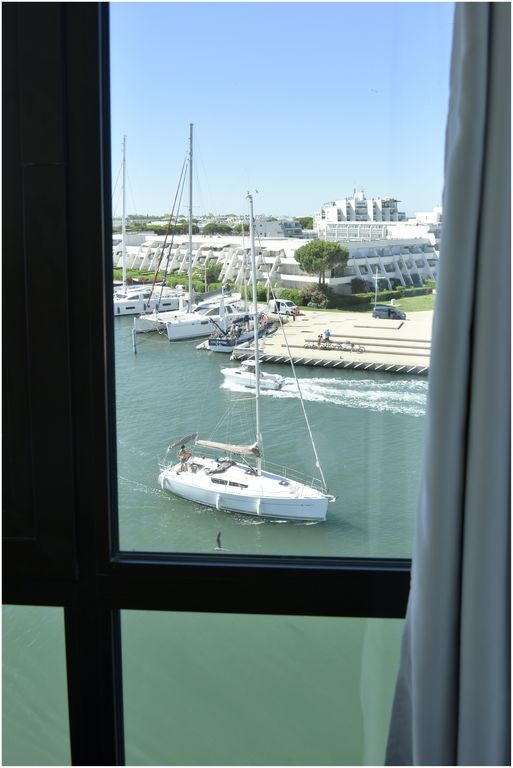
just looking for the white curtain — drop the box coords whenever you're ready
[386,3,510,765]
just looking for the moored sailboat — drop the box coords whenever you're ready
[206,311,275,353]
[158,193,335,521]
[113,136,181,316]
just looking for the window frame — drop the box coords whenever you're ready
[3,4,411,764]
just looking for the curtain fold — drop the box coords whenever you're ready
[385,3,510,765]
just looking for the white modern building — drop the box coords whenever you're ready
[314,190,407,234]
[314,191,441,244]
[113,231,438,294]
[252,218,304,238]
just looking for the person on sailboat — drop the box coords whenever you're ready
[178,444,192,472]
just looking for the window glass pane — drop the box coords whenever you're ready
[111,3,453,556]
[2,606,71,766]
[122,610,403,766]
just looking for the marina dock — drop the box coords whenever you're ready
[229,309,434,376]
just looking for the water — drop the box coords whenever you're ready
[115,317,427,558]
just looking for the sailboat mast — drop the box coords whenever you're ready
[122,135,127,291]
[247,193,262,475]
[188,123,193,310]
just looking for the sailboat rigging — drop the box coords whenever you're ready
[158,192,335,521]
[133,124,246,338]
[113,135,184,317]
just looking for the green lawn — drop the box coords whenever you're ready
[302,293,435,315]
[390,294,435,312]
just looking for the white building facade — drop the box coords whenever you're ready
[252,218,304,238]
[314,190,407,236]
[113,232,438,294]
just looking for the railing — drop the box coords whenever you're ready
[260,460,329,495]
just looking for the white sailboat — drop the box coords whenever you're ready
[113,136,182,316]
[158,193,335,521]
[164,293,247,341]
[133,124,245,338]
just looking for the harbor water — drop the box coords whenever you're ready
[116,316,427,558]
[3,315,428,766]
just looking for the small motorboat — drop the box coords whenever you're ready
[221,359,284,391]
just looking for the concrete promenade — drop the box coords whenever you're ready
[231,308,434,376]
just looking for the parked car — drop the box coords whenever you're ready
[372,304,406,320]
[268,299,298,316]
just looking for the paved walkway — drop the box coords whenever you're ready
[232,309,434,376]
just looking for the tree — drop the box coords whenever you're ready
[202,222,233,235]
[173,222,199,235]
[294,240,349,285]
[295,216,313,230]
[205,262,222,284]
[300,284,328,308]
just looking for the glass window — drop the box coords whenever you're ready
[2,606,71,766]
[122,610,403,766]
[110,3,451,558]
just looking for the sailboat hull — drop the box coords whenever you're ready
[159,458,328,521]
[165,304,249,341]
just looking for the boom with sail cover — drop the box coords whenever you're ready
[196,439,261,457]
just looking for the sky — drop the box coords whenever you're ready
[109,2,455,219]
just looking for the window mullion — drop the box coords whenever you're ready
[64,602,125,766]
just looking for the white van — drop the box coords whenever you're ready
[268,299,298,315]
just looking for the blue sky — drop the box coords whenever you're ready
[110,2,454,218]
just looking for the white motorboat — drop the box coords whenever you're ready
[158,193,335,522]
[221,360,284,390]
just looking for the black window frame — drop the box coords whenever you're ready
[3,4,410,765]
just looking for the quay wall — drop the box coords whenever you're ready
[230,309,434,377]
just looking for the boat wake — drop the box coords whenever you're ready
[118,474,166,497]
[222,375,427,417]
